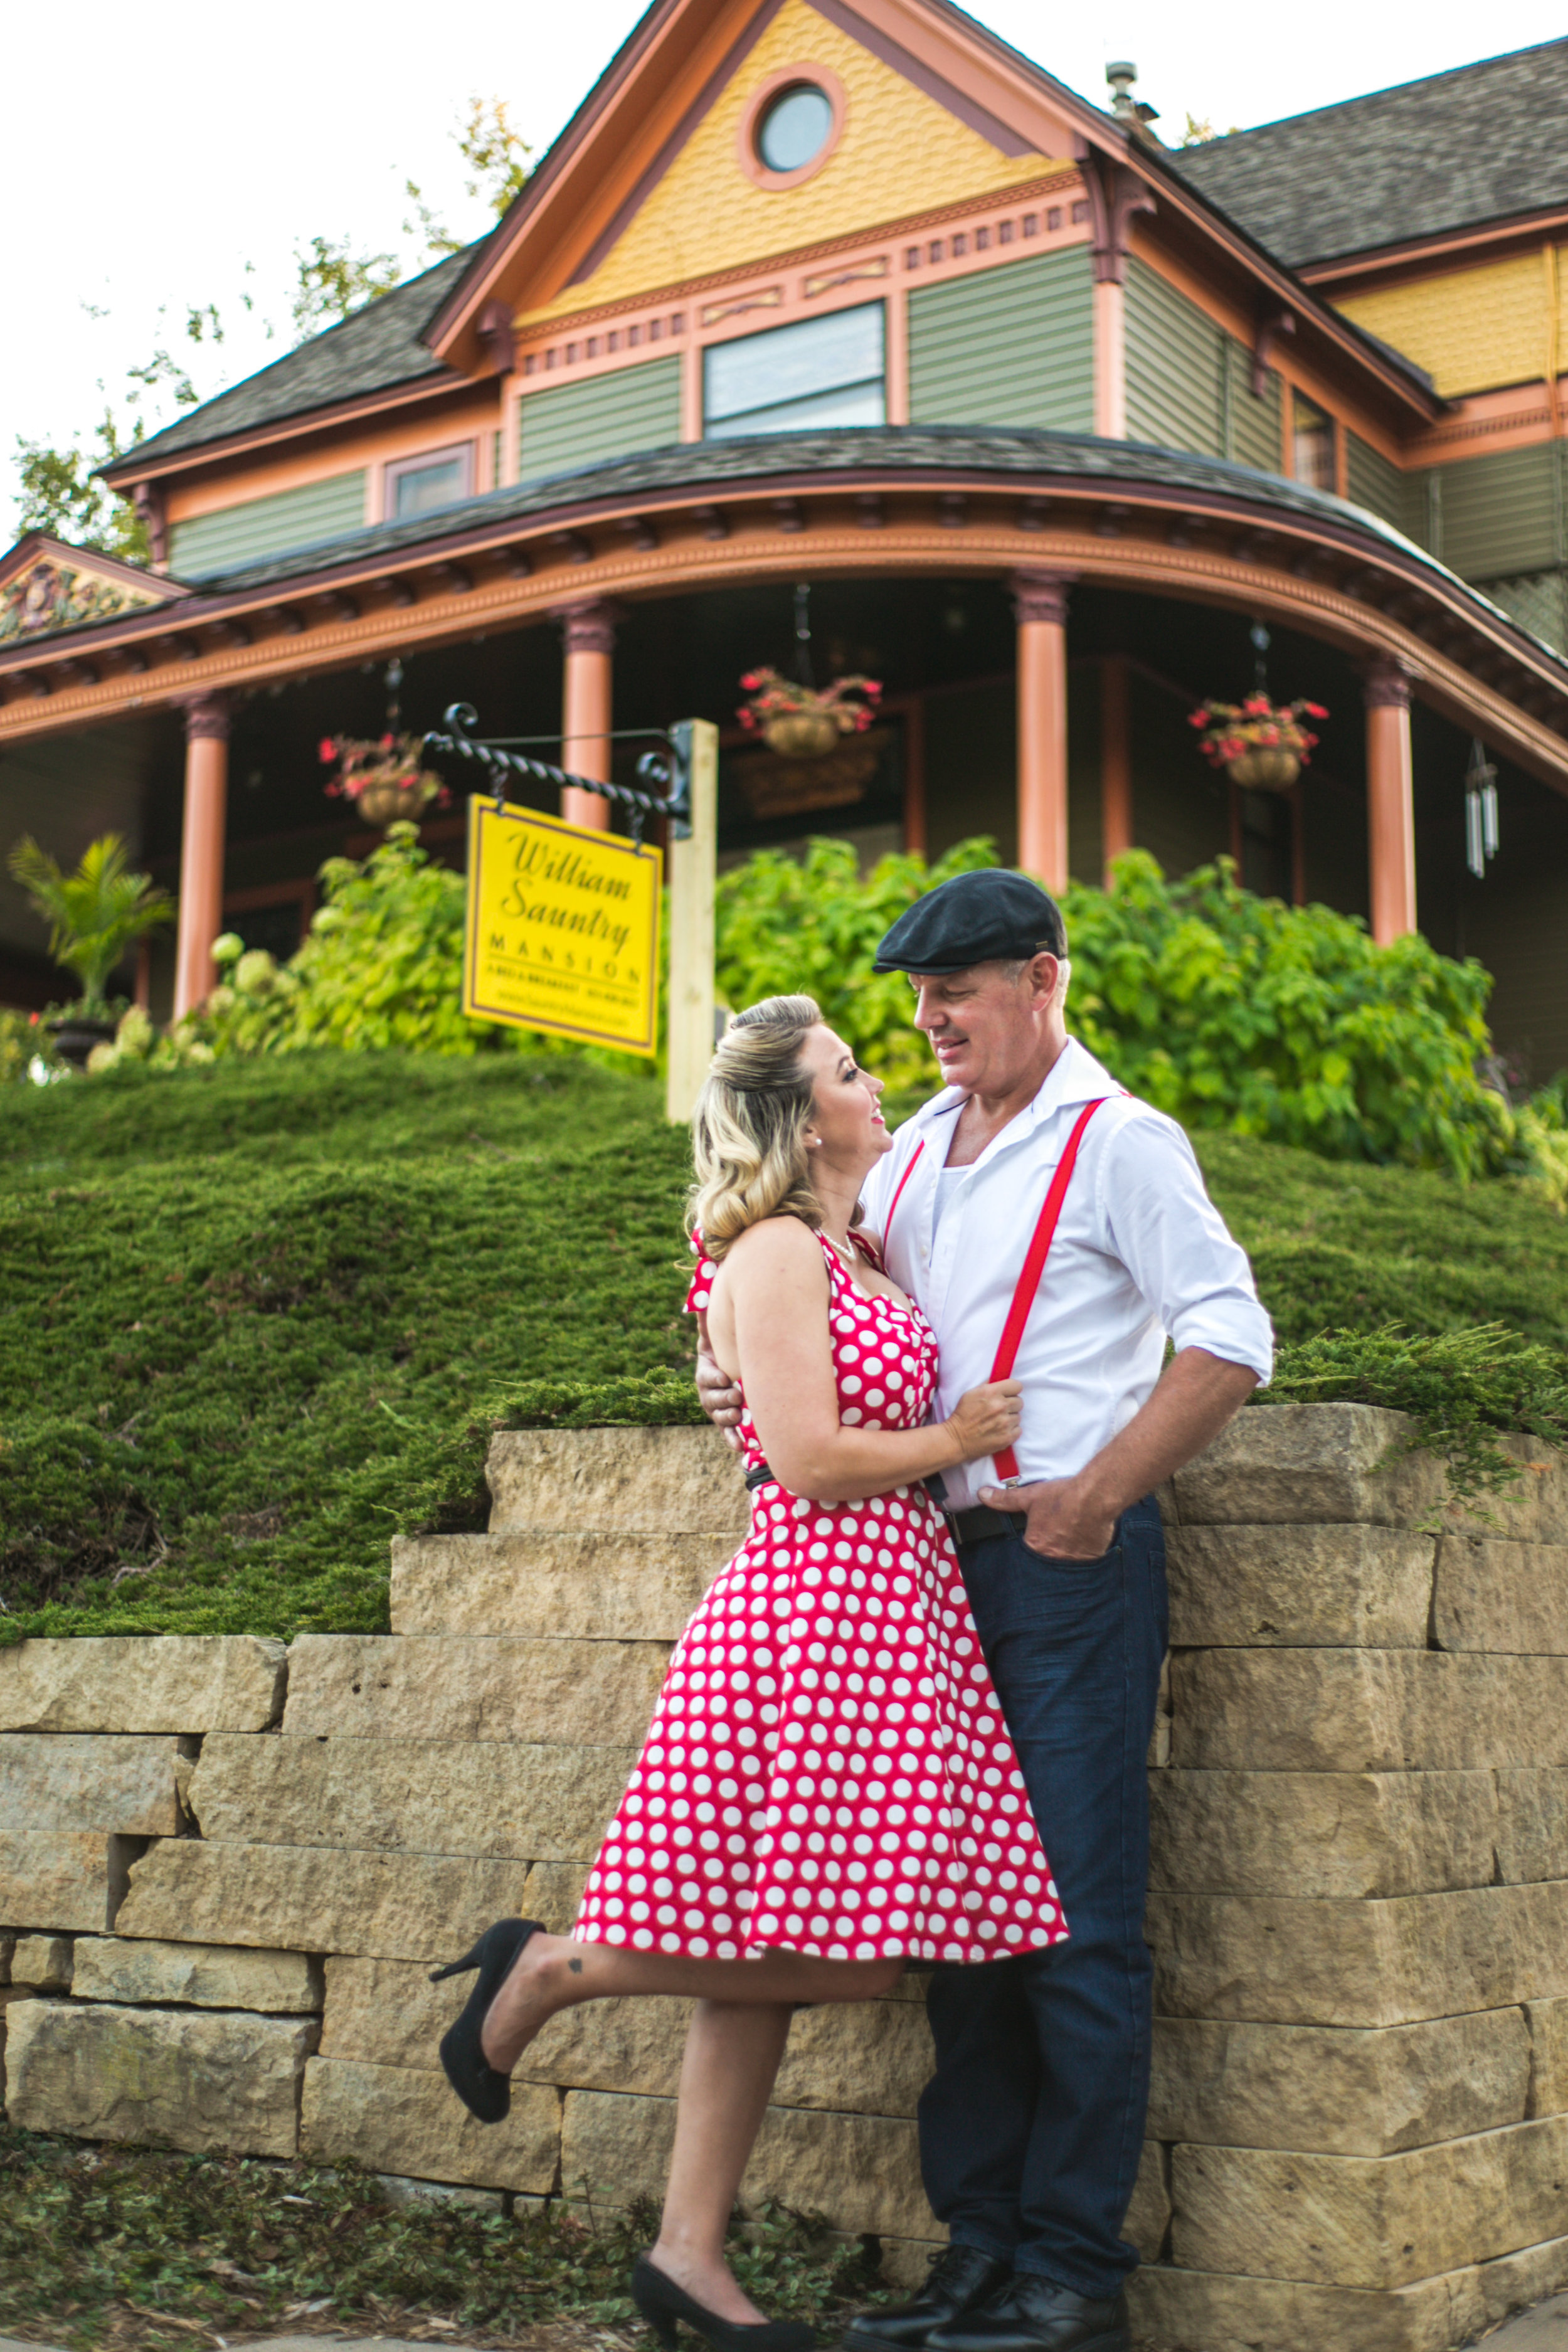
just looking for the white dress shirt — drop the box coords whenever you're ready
[859,1037,1274,1511]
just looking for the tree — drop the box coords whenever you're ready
[13,412,151,563]
[9,98,534,551]
[401,95,533,258]
[290,235,406,339]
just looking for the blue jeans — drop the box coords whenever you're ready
[919,1498,1168,2300]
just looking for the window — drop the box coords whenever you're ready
[386,443,475,521]
[704,304,884,439]
[756,83,834,173]
[1291,395,1337,492]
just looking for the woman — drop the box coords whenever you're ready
[432,997,1067,2352]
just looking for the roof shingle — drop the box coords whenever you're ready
[105,250,479,473]
[1172,36,1568,267]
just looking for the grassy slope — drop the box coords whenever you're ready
[4,1050,1567,1646]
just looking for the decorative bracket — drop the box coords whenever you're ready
[1253,309,1295,398]
[422,702,694,843]
[1079,152,1157,287]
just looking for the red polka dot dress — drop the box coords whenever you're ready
[573,1232,1069,1966]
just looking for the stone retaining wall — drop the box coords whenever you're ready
[3,1406,1567,2350]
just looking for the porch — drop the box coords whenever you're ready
[4,428,1567,1072]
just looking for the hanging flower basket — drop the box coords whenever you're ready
[1189,695,1328,793]
[738,667,882,760]
[320,734,451,829]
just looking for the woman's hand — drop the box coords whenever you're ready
[943,1379,1024,1463]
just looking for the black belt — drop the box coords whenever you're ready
[944,1502,1029,1545]
[746,1461,1024,1549]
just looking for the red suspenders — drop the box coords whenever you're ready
[879,1139,925,1250]
[881,1098,1111,1483]
[988,1098,1110,1482]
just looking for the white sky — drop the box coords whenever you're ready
[4,0,1562,544]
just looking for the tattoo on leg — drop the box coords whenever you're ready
[568,1959,583,1974]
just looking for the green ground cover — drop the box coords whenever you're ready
[0,2124,876,2351]
[4,1050,1568,1646]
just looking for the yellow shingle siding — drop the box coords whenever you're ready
[516,0,1059,329]
[1333,248,1564,398]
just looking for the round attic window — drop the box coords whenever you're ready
[756,82,834,174]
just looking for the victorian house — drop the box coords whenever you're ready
[3,6,1566,1071]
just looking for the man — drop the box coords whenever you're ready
[698,870,1273,2352]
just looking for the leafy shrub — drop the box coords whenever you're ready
[199,823,521,1058]
[1064,852,1508,1182]
[714,835,997,1091]
[714,839,1530,1183]
[1270,1322,1568,1503]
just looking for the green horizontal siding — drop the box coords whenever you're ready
[1478,569,1567,652]
[517,358,682,484]
[1345,432,1404,528]
[907,249,1093,433]
[1435,442,1560,578]
[1223,341,1282,475]
[1125,260,1224,458]
[168,471,368,578]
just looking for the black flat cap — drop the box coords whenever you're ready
[874,869,1067,973]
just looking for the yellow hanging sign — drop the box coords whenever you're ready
[462,798,662,1055]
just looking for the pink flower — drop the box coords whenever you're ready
[1302,702,1328,719]
[319,738,338,764]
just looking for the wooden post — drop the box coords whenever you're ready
[174,693,230,1017]
[1099,653,1133,883]
[555,601,618,830]
[1093,279,1126,440]
[1364,659,1417,943]
[1012,572,1072,893]
[665,718,718,1125]
[903,695,927,857]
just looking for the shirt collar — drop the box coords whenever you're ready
[907,1035,1118,1134]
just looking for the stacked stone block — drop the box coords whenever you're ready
[1,1409,1565,2349]
[1133,1407,1568,2352]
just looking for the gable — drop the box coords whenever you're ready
[0,538,181,648]
[514,0,1068,329]
[1333,249,1560,400]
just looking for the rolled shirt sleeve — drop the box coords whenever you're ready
[1099,1110,1274,1387]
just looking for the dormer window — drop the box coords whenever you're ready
[385,443,475,521]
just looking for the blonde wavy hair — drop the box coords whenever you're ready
[689,994,857,1261]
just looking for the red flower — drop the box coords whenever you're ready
[380,734,395,751]
[1242,694,1272,716]
[318,738,338,763]
[1187,710,1209,728]
[1302,702,1329,719]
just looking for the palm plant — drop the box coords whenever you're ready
[8,832,174,1010]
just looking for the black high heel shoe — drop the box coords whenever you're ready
[430,1916,544,2123]
[631,2254,816,2352]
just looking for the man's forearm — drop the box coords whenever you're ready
[1076,1347,1258,1522]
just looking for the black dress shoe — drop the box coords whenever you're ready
[840,2246,1012,2352]
[927,2275,1128,2352]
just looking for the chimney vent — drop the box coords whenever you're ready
[1105,59,1161,132]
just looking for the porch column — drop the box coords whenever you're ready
[1099,653,1133,882]
[554,600,618,831]
[174,692,231,1018]
[1364,659,1417,943]
[1012,572,1072,894]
